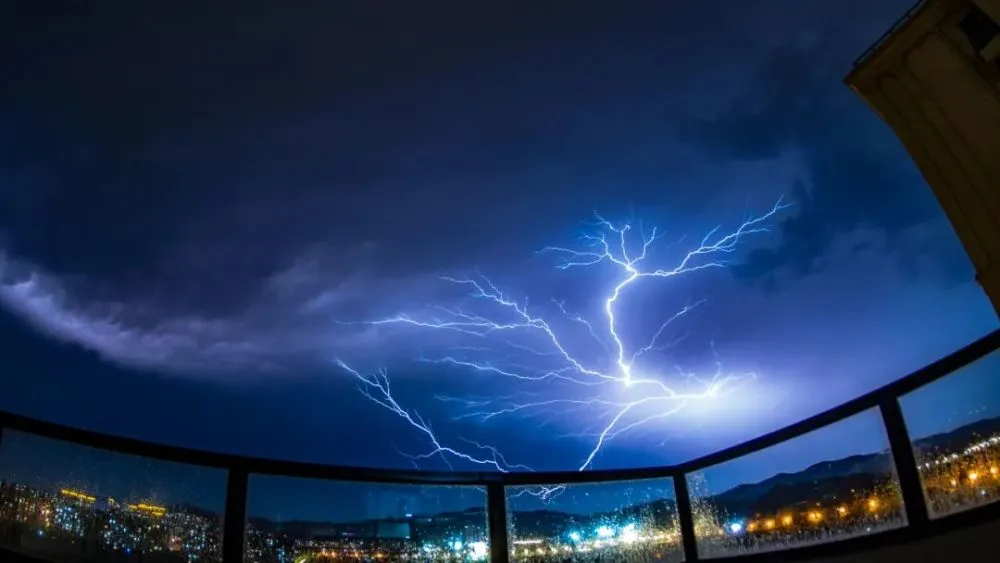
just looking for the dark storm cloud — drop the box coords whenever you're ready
[0,1,537,370]
[677,26,958,285]
[0,248,407,374]
[0,0,948,377]
[0,0,748,373]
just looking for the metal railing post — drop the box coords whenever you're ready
[879,399,930,527]
[673,474,700,562]
[221,465,249,563]
[486,483,510,563]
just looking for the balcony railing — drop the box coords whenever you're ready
[851,0,929,67]
[0,328,999,563]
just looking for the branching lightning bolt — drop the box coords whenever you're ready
[335,198,788,487]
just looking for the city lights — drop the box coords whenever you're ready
[470,541,488,559]
[0,426,997,563]
[127,503,167,518]
[59,489,96,503]
[1,482,221,562]
[620,523,640,543]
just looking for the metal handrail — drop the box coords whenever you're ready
[852,0,929,67]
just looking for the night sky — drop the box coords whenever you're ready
[1,1,999,522]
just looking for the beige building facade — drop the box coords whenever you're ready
[846,0,1000,315]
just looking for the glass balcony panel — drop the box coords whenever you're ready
[244,474,488,563]
[899,348,1000,518]
[685,408,906,558]
[0,429,227,562]
[506,478,683,563]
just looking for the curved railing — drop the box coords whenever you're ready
[1,328,999,563]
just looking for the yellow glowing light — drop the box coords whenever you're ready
[991,466,998,476]
[837,505,848,516]
[968,471,979,483]
[764,519,776,530]
[746,522,757,532]
[59,489,96,503]
[126,503,166,517]
[781,515,793,526]
[951,479,958,487]
[807,511,822,523]
[867,498,880,512]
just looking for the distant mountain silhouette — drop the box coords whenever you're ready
[713,471,892,517]
[706,414,1000,517]
[714,453,893,505]
[707,453,894,514]
[912,415,1000,457]
[509,509,587,539]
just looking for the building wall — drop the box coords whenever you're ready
[846,0,1000,315]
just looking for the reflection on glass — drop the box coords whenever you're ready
[244,475,487,562]
[506,479,683,563]
[0,430,227,562]
[685,408,905,558]
[900,348,1000,518]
